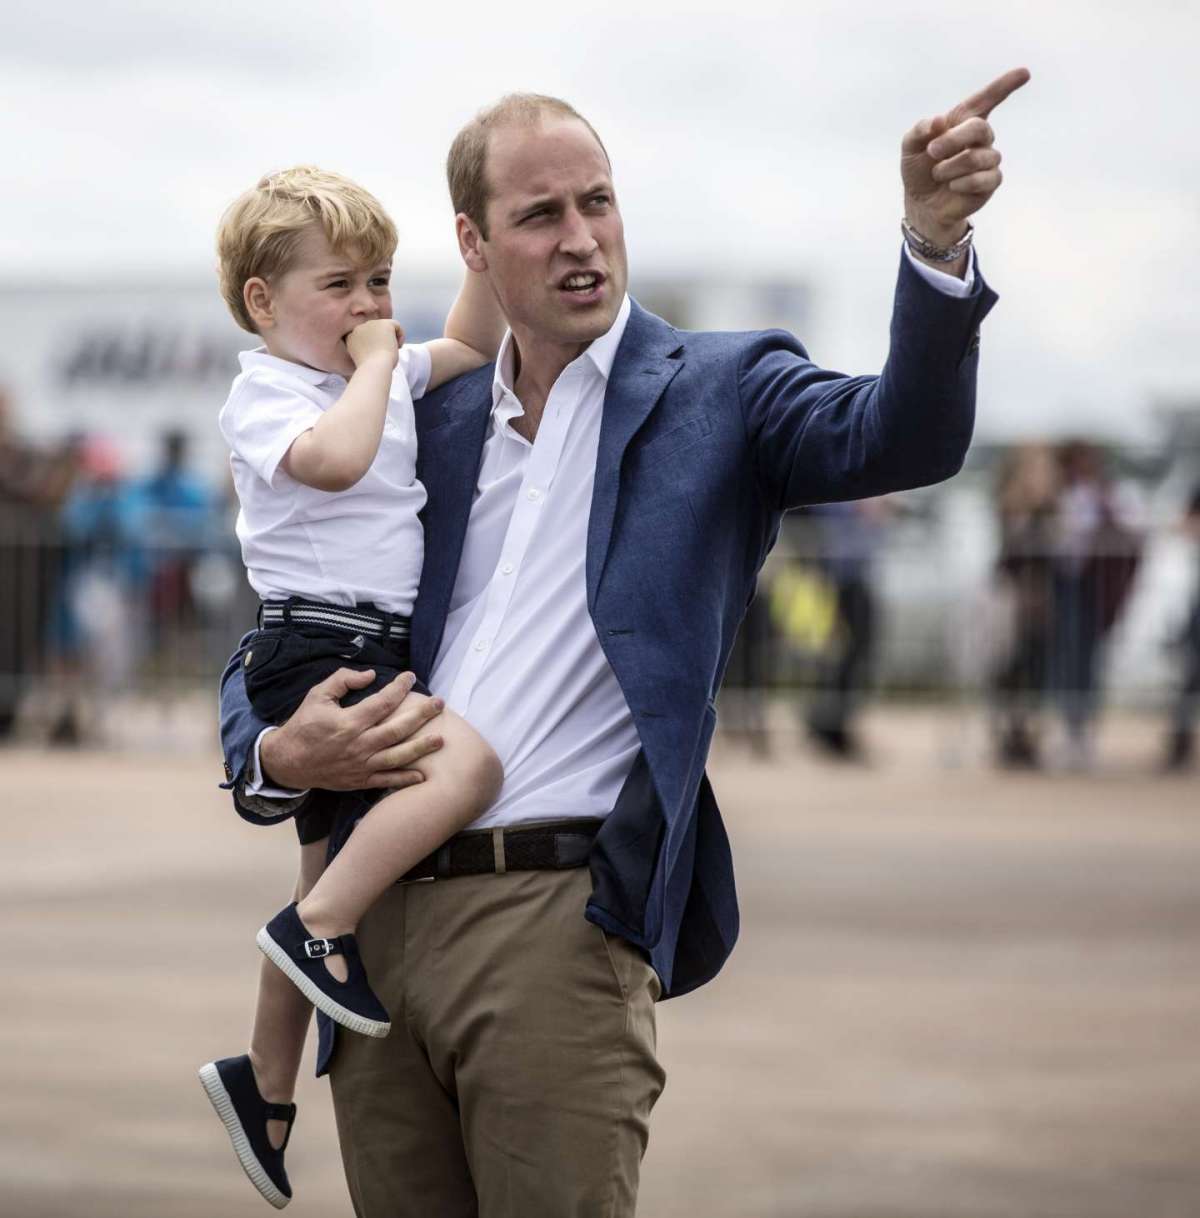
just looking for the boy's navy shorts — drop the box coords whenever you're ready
[242,614,429,846]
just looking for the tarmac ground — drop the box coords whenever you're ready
[4,705,1199,1217]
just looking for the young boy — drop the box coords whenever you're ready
[198,166,505,1209]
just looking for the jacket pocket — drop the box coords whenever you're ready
[629,415,714,468]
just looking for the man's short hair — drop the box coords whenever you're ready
[446,94,610,239]
[216,166,397,334]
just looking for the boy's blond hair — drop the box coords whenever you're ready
[217,166,398,333]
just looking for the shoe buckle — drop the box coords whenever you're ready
[303,937,335,959]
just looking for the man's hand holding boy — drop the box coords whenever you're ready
[259,668,445,792]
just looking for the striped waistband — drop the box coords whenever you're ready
[258,599,411,641]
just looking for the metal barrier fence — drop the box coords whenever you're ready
[0,503,1194,746]
[0,507,258,740]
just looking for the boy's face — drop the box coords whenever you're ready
[250,224,393,377]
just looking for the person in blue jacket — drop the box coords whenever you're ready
[219,74,1028,1217]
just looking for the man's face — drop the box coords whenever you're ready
[253,224,392,377]
[466,117,628,357]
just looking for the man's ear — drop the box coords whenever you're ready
[456,213,488,273]
[243,277,274,330]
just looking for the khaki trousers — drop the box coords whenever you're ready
[329,865,666,1217]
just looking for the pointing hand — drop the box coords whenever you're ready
[901,67,1031,247]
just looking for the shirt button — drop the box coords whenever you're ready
[501,563,515,575]
[526,488,541,502]
[474,639,488,652]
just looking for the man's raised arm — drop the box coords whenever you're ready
[737,68,1029,509]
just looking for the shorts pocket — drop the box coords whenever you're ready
[243,629,324,722]
[241,630,283,677]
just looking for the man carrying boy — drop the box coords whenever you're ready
[221,72,1029,1216]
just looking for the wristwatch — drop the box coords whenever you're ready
[900,218,974,263]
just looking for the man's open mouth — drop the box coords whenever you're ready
[559,271,604,295]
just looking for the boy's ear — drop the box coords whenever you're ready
[243,277,274,330]
[456,213,488,273]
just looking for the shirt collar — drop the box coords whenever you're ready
[491,293,632,413]
[238,347,346,389]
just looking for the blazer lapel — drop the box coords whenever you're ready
[586,301,684,608]
[412,371,492,673]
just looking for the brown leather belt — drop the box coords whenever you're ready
[396,818,603,884]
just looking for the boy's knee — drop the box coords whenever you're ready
[422,712,504,816]
[471,739,504,810]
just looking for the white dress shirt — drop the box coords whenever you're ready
[247,248,974,800]
[429,295,640,828]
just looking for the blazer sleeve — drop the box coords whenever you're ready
[219,633,310,825]
[738,251,998,511]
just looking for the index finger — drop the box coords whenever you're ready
[954,67,1031,120]
[346,670,416,727]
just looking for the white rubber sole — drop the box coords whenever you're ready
[198,1062,290,1210]
[256,927,391,1038]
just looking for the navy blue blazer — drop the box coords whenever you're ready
[221,252,997,1001]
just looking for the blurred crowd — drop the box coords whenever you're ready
[0,390,232,744]
[1,383,1197,771]
[731,439,1199,774]
[989,441,1142,769]
[988,441,1198,772]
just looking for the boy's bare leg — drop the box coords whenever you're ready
[295,700,501,947]
[249,838,327,1148]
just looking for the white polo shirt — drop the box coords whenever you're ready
[220,345,431,615]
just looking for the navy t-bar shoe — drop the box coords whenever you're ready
[198,1054,296,1209]
[256,903,391,1038]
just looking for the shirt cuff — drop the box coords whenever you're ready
[246,725,310,800]
[902,242,977,298]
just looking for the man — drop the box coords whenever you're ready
[220,73,1028,1216]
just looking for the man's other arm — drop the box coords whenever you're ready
[218,639,445,820]
[219,635,310,823]
[740,67,1030,509]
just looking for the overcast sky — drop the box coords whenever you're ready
[4,0,1198,440]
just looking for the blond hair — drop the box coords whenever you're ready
[216,166,397,333]
[446,94,610,239]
